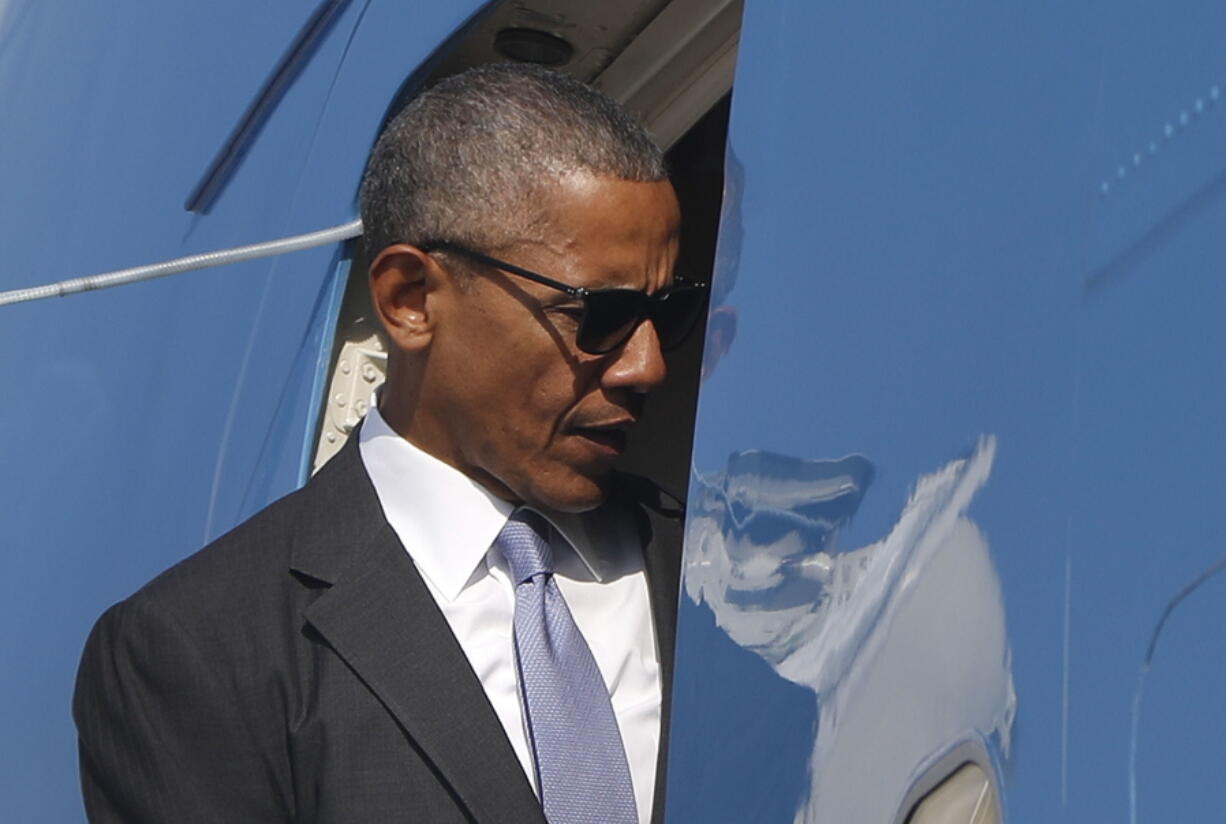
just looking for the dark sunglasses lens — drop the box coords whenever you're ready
[577,290,649,354]
[653,287,707,351]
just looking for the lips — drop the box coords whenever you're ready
[569,420,632,457]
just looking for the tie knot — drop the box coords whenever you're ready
[497,509,555,584]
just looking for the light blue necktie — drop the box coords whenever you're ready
[496,509,639,824]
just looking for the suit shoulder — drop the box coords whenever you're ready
[175,481,304,573]
[126,439,374,614]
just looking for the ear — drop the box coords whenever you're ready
[369,244,443,352]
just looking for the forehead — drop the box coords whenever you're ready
[522,172,681,289]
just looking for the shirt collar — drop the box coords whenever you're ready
[360,407,512,601]
[358,407,634,600]
[537,503,636,584]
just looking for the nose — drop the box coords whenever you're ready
[600,319,668,393]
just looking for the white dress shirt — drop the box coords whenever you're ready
[359,407,661,823]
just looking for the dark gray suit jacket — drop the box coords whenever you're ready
[73,438,682,823]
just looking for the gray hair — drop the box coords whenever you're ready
[360,62,667,257]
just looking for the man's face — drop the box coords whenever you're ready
[422,171,682,512]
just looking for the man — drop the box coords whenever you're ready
[73,63,702,823]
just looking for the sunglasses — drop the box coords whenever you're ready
[421,241,708,355]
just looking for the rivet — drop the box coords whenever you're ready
[340,360,351,374]
[326,432,337,443]
[334,393,346,407]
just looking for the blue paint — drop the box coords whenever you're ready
[0,2,485,819]
[671,0,1226,820]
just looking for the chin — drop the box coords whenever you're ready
[525,471,610,514]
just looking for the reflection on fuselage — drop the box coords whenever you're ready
[685,437,1015,822]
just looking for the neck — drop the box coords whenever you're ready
[378,363,521,506]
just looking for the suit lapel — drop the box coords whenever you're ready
[290,441,546,824]
[291,444,685,824]
[640,502,681,711]
[630,487,684,824]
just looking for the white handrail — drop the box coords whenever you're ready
[0,218,363,307]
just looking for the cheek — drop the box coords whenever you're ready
[493,370,593,466]
[448,315,597,452]
[464,367,563,447]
